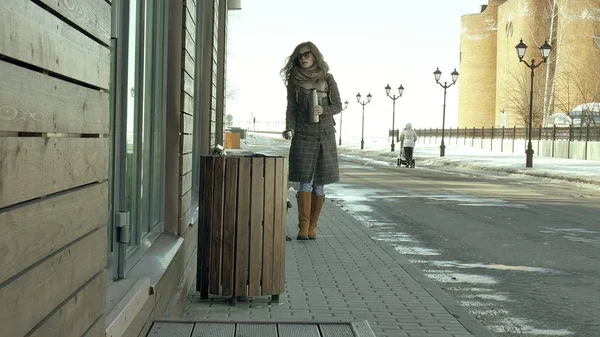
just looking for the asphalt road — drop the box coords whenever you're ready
[247,139,600,336]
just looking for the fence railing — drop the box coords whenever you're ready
[416,125,600,142]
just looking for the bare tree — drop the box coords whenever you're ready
[500,69,546,127]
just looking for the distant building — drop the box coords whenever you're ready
[458,0,600,128]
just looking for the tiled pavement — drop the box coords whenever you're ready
[182,191,495,337]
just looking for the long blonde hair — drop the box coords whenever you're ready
[280,41,330,85]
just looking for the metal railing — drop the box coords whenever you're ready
[416,125,600,142]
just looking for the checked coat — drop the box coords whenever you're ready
[285,74,343,185]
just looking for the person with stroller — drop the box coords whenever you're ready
[280,41,343,240]
[399,123,418,168]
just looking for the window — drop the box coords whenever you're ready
[108,0,167,280]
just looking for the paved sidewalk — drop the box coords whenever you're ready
[183,191,495,337]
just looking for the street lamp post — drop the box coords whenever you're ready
[433,67,459,157]
[385,84,405,152]
[356,92,372,150]
[338,100,349,146]
[515,38,552,168]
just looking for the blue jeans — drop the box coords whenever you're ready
[299,181,325,196]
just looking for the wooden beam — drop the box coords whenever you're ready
[0,227,106,337]
[36,0,111,45]
[0,137,109,208]
[29,271,106,337]
[106,278,151,337]
[0,183,107,285]
[0,0,111,88]
[0,60,109,134]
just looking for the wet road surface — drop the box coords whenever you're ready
[249,139,600,336]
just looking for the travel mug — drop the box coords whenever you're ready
[309,89,319,123]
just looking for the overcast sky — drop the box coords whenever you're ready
[225,0,488,138]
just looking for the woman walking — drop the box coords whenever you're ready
[281,41,343,240]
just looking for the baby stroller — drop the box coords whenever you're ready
[397,148,415,168]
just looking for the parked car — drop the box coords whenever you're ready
[571,102,600,127]
[543,112,572,127]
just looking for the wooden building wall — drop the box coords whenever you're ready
[0,0,111,336]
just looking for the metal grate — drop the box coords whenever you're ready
[192,323,235,337]
[235,323,278,337]
[277,324,320,337]
[319,324,355,337]
[147,323,194,337]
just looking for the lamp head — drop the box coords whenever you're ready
[540,40,552,61]
[451,69,459,83]
[434,67,442,83]
[515,39,527,61]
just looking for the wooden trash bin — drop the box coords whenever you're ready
[197,155,288,304]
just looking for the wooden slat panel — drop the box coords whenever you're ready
[185,0,196,26]
[0,227,106,337]
[180,153,192,175]
[183,50,195,78]
[180,134,193,154]
[319,324,354,337]
[235,324,277,337]
[209,157,225,295]
[146,322,194,337]
[182,91,194,116]
[179,189,191,218]
[184,32,195,61]
[37,0,111,45]
[178,171,192,196]
[184,9,196,39]
[261,159,275,295]
[280,157,288,293]
[234,157,251,297]
[0,137,109,208]
[0,61,109,133]
[29,271,106,337]
[0,0,110,88]
[191,323,235,337]
[198,157,213,297]
[182,70,194,97]
[272,158,285,294]
[179,207,191,234]
[277,324,321,337]
[0,183,107,285]
[81,315,105,337]
[180,113,194,134]
[248,158,264,297]
[221,158,238,297]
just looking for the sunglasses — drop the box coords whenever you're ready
[297,51,312,60]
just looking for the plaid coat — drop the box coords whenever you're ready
[286,74,342,185]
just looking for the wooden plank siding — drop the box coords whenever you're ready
[0,1,110,337]
[0,137,109,208]
[35,0,111,46]
[0,0,111,89]
[0,227,107,337]
[0,182,108,285]
[29,271,106,337]
[0,60,110,134]
[178,0,196,236]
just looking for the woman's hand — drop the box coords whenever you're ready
[313,105,323,116]
[282,129,293,140]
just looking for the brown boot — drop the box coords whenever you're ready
[296,192,311,240]
[308,194,325,240]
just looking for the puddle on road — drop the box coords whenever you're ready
[371,232,415,243]
[394,246,441,256]
[539,226,599,234]
[421,260,564,275]
[424,270,498,284]
[488,317,574,336]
